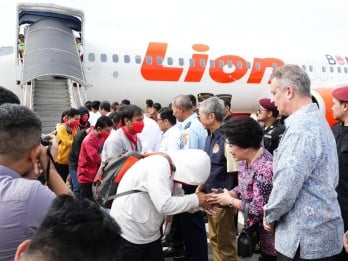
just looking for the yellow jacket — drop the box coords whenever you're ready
[56,124,77,164]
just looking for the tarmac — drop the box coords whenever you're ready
[164,212,261,261]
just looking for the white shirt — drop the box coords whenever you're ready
[88,111,101,127]
[137,116,162,153]
[110,155,199,244]
[159,124,181,152]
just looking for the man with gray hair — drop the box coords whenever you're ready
[263,65,343,260]
[198,97,238,261]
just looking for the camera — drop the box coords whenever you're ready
[40,136,52,146]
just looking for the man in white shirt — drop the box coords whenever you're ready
[156,107,181,151]
[110,149,212,261]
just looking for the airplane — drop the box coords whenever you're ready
[0,0,348,132]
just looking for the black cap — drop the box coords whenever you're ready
[216,94,232,105]
[197,93,214,102]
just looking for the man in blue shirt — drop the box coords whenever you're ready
[263,65,343,260]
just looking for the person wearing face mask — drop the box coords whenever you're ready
[56,108,81,182]
[77,116,113,201]
[100,105,144,168]
[78,106,90,129]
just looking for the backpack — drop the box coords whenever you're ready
[93,151,175,208]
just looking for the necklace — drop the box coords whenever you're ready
[249,147,263,165]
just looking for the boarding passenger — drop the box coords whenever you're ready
[146,99,154,117]
[198,97,238,261]
[18,34,25,61]
[88,100,101,126]
[110,149,212,261]
[99,100,111,116]
[111,101,119,112]
[100,105,144,166]
[55,108,80,182]
[121,99,131,105]
[331,86,348,261]
[157,107,181,151]
[78,106,90,129]
[78,116,113,201]
[15,195,121,261]
[75,37,84,61]
[0,104,70,261]
[187,94,198,114]
[209,116,276,261]
[263,65,343,261]
[256,98,285,154]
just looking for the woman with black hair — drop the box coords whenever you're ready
[208,116,276,261]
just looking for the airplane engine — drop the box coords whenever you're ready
[311,87,337,127]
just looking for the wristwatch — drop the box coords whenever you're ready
[228,198,234,208]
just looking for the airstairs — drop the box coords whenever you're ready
[17,4,87,133]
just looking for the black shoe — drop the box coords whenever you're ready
[163,245,175,257]
[161,237,171,248]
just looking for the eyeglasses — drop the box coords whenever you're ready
[257,109,268,113]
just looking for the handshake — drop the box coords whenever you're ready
[195,185,239,215]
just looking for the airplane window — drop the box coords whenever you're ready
[330,66,334,73]
[100,53,107,62]
[146,56,152,64]
[218,60,224,68]
[135,55,141,64]
[124,55,130,63]
[309,65,313,72]
[112,54,119,63]
[322,66,326,72]
[0,46,14,56]
[338,67,341,73]
[189,58,195,67]
[88,53,95,62]
[302,65,306,71]
[209,60,215,68]
[178,58,184,66]
[157,56,163,65]
[199,59,206,67]
[255,62,261,70]
[344,67,348,74]
[167,57,173,65]
[246,61,251,69]
[236,61,242,69]
[272,63,278,69]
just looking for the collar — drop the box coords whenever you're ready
[0,165,21,179]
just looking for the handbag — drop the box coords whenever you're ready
[237,205,260,258]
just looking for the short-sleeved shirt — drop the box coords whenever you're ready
[0,165,55,261]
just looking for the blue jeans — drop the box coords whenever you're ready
[69,167,81,195]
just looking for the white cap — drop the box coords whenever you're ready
[166,149,211,185]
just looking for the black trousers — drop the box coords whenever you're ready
[117,237,164,261]
[80,183,93,201]
[334,209,348,261]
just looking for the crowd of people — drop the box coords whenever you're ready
[0,64,348,261]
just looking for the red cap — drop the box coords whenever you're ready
[259,98,278,112]
[332,86,348,102]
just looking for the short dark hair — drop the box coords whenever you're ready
[0,104,41,161]
[84,101,92,111]
[100,101,111,112]
[109,112,121,126]
[152,102,162,111]
[21,195,121,261]
[68,108,80,118]
[119,105,143,125]
[146,99,153,107]
[159,107,176,126]
[121,99,130,105]
[91,101,101,111]
[187,94,197,107]
[95,115,113,129]
[0,86,20,105]
[221,116,263,149]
